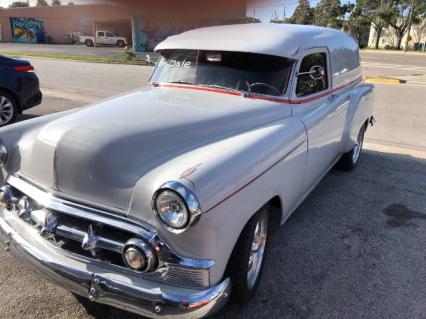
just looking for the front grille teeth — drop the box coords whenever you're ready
[55,223,124,255]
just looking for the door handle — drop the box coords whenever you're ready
[328,94,337,101]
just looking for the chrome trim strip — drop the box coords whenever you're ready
[7,175,156,240]
[0,212,230,319]
[56,224,124,254]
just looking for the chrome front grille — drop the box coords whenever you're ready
[1,175,213,289]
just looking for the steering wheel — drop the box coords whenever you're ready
[247,82,281,95]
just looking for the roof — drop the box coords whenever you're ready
[155,23,357,60]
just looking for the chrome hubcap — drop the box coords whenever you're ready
[352,129,364,163]
[0,96,14,125]
[247,212,268,289]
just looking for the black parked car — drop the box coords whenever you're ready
[0,56,42,126]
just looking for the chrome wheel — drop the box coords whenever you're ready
[0,96,14,125]
[247,211,268,289]
[352,128,364,164]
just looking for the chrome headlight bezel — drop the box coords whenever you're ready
[152,181,202,234]
[0,139,8,167]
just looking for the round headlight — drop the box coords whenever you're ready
[155,190,189,230]
[0,139,8,167]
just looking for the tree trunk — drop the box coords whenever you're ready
[375,26,382,49]
[396,31,403,50]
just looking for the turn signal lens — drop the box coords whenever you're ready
[123,247,146,270]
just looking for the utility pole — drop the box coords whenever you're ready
[404,0,415,52]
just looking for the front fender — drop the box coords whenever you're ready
[129,117,307,285]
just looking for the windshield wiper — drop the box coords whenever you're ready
[168,81,198,85]
[200,84,247,96]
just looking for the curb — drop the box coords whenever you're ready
[363,76,403,84]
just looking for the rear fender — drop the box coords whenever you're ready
[341,83,374,152]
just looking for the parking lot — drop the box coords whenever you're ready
[0,50,425,319]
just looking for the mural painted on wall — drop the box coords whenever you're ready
[10,17,45,43]
[145,22,194,51]
[133,18,198,51]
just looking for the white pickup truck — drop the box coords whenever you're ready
[80,31,128,47]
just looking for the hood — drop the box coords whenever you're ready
[18,87,291,212]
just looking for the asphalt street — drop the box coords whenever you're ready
[0,50,425,319]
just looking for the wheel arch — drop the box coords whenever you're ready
[0,87,22,113]
[223,195,282,279]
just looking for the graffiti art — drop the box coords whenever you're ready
[10,17,45,44]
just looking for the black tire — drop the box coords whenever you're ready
[336,124,366,171]
[0,90,18,127]
[227,208,269,304]
[85,39,94,47]
[117,40,125,47]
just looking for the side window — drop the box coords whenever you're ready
[296,53,328,97]
[98,31,105,37]
[106,32,114,37]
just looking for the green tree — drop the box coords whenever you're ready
[9,1,30,7]
[384,0,426,50]
[350,0,391,49]
[313,0,353,29]
[51,0,62,5]
[242,17,261,23]
[346,4,371,45]
[36,0,49,6]
[287,0,314,25]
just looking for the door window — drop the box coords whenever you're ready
[106,32,114,37]
[296,53,328,97]
[97,31,105,37]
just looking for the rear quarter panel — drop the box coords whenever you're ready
[341,83,374,153]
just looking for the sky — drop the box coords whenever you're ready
[246,0,356,22]
[0,0,91,7]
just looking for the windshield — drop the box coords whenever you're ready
[150,50,293,96]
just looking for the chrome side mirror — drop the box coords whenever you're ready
[297,65,325,80]
[146,54,156,66]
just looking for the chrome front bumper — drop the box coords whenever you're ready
[0,209,230,319]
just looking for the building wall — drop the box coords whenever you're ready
[127,0,247,51]
[0,4,129,44]
[0,1,247,50]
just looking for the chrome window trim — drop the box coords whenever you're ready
[291,46,332,100]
